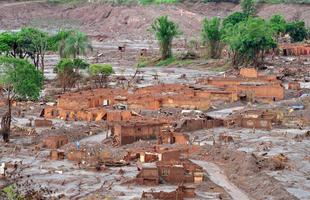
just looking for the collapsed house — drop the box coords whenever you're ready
[197,68,285,101]
[141,185,196,200]
[136,148,204,185]
[224,109,282,130]
[280,43,310,56]
[43,135,68,149]
[136,159,204,185]
[43,83,240,122]
[108,120,166,146]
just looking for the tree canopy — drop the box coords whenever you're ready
[285,20,308,42]
[222,17,277,67]
[89,64,114,88]
[54,58,87,92]
[0,28,49,71]
[0,56,43,100]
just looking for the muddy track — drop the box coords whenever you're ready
[0,0,45,8]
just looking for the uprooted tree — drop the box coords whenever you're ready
[0,56,43,142]
[150,16,182,60]
[88,64,114,88]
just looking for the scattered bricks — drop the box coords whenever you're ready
[141,185,195,200]
[34,119,53,127]
[219,134,234,143]
[50,150,65,160]
[43,135,68,149]
[240,68,258,78]
[270,153,289,170]
[67,150,87,162]
[98,151,112,161]
[288,81,301,90]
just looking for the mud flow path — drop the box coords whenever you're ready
[192,160,251,200]
[0,0,44,8]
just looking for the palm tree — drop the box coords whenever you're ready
[53,30,74,59]
[150,16,181,60]
[63,31,93,59]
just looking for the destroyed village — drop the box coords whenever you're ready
[0,0,310,199]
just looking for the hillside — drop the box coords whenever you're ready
[0,1,309,40]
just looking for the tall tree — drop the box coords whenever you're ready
[269,15,287,41]
[0,57,43,142]
[150,16,181,60]
[201,17,223,59]
[63,31,93,59]
[18,27,49,72]
[49,30,73,58]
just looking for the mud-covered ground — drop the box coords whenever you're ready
[0,1,310,200]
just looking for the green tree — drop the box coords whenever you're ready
[73,58,90,70]
[150,16,181,60]
[18,27,49,72]
[63,31,93,59]
[241,0,257,17]
[285,20,307,42]
[223,17,276,67]
[201,17,223,59]
[223,12,247,27]
[0,57,43,142]
[269,15,287,40]
[54,59,82,92]
[0,32,26,58]
[89,64,114,88]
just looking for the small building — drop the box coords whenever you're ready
[139,149,181,163]
[136,163,160,185]
[109,121,164,145]
[156,160,204,184]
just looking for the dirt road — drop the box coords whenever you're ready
[192,160,251,200]
[0,0,44,8]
